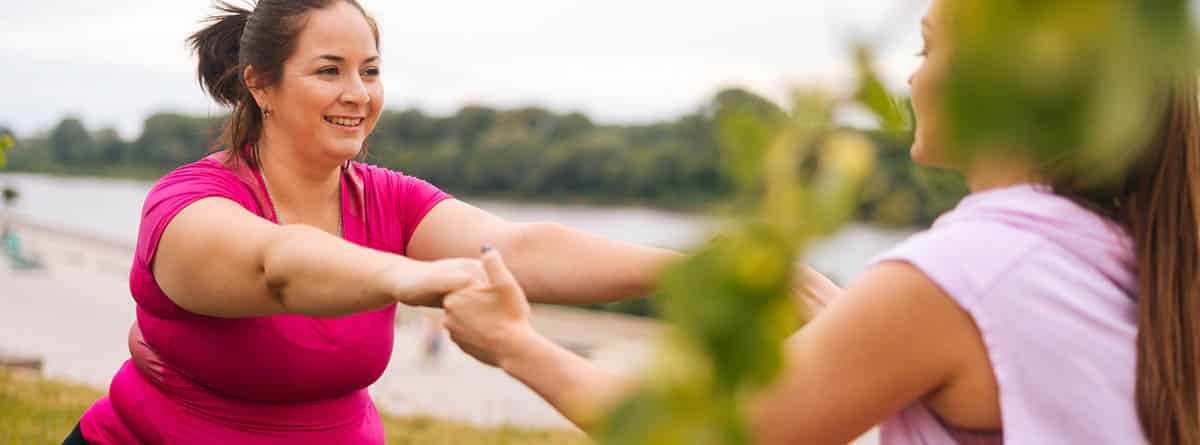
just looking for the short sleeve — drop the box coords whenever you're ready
[397,175,451,251]
[870,221,1046,308]
[135,159,254,268]
[356,163,452,255]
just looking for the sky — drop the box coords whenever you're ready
[0,0,930,139]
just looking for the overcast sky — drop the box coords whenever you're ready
[0,0,930,138]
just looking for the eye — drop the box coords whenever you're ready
[364,67,381,77]
[317,66,339,75]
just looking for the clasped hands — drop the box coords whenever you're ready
[414,247,536,368]
[416,248,842,370]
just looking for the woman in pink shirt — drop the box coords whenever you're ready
[68,1,683,443]
[442,0,1200,443]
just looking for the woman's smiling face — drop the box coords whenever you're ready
[251,1,384,163]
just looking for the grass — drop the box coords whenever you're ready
[0,368,590,445]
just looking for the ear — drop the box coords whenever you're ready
[243,65,271,110]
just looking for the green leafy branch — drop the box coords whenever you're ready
[0,133,14,170]
[595,43,900,445]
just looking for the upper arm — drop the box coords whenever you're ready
[152,197,287,318]
[406,199,521,261]
[751,261,980,444]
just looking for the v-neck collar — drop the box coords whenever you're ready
[207,152,367,245]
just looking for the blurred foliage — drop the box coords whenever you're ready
[941,0,1197,186]
[593,44,895,444]
[0,131,13,170]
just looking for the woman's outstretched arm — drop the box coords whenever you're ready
[443,252,983,444]
[441,249,630,428]
[154,197,486,318]
[407,199,680,305]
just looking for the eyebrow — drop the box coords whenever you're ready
[313,54,381,64]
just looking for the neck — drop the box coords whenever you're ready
[256,133,342,216]
[963,156,1038,193]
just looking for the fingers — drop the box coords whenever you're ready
[480,247,518,292]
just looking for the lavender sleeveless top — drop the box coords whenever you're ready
[873,184,1145,444]
[79,154,451,444]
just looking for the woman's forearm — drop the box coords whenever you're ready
[505,222,680,305]
[261,224,451,317]
[500,325,631,430]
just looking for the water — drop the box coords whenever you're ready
[0,172,916,282]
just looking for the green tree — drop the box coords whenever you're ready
[133,113,221,168]
[93,128,129,165]
[48,117,96,165]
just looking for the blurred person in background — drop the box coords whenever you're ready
[441,0,1200,443]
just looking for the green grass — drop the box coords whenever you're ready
[0,368,590,445]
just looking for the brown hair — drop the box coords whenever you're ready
[1059,77,1200,444]
[188,0,379,168]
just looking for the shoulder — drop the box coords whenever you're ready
[146,156,251,206]
[134,156,259,267]
[349,161,453,252]
[873,215,1050,308]
[875,185,1132,305]
[350,161,450,204]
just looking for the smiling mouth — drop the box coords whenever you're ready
[324,116,364,128]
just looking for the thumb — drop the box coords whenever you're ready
[480,247,518,293]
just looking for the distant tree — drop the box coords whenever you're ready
[134,113,221,168]
[449,105,497,151]
[48,117,96,165]
[93,127,128,165]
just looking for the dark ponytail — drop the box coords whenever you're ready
[190,1,251,107]
[187,0,380,168]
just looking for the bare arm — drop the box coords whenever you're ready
[154,197,484,318]
[407,199,680,305]
[445,256,982,442]
[442,249,629,428]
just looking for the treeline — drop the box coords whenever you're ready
[2,88,967,230]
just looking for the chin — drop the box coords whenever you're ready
[909,134,946,168]
[910,144,934,166]
[322,141,366,162]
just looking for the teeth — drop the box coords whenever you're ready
[325,117,363,127]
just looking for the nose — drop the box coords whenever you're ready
[341,75,371,105]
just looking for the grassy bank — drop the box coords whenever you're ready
[0,368,589,445]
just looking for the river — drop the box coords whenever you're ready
[0,172,918,283]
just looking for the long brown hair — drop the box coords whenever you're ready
[187,0,379,168]
[1061,77,1200,444]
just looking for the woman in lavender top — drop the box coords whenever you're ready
[439,0,1200,443]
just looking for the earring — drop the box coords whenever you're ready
[263,108,273,120]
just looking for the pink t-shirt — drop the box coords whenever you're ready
[80,154,451,444]
[874,184,1144,444]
